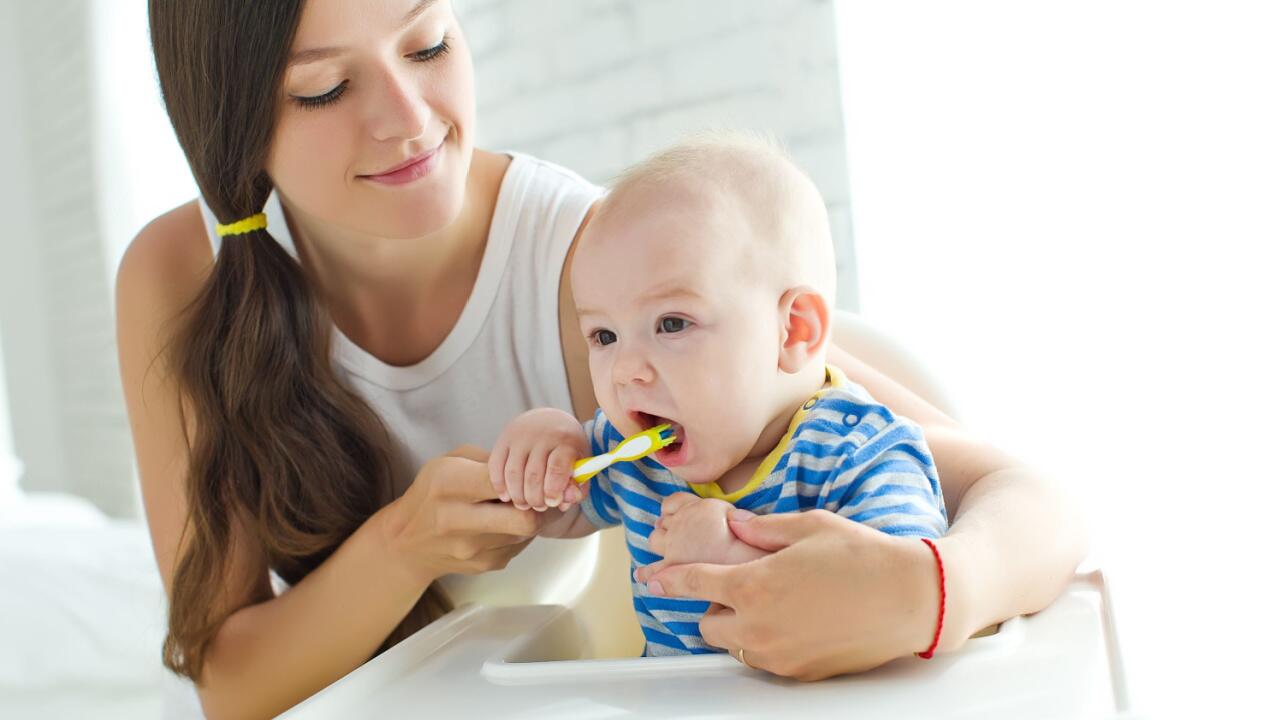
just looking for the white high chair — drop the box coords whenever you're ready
[280,311,1134,719]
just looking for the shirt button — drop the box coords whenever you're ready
[844,413,859,425]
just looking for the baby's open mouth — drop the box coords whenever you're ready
[634,411,688,463]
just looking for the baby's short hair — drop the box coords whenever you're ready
[601,129,837,302]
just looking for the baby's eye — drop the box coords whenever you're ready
[591,329,618,346]
[658,317,691,333]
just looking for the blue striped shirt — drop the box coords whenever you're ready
[576,367,949,657]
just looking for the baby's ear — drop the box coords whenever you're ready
[777,286,830,374]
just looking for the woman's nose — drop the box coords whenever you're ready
[366,66,430,143]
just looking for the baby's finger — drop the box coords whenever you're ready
[523,450,549,511]
[649,525,667,555]
[561,482,584,508]
[634,559,670,584]
[487,443,511,503]
[661,492,700,516]
[543,444,579,507]
[504,449,530,510]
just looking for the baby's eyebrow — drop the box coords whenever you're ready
[576,285,704,318]
[636,285,704,305]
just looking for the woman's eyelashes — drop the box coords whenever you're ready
[290,36,452,110]
[409,37,451,63]
[294,80,349,110]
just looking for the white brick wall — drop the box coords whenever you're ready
[464,0,860,310]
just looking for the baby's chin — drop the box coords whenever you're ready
[663,452,738,486]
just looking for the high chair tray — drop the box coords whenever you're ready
[281,569,1131,719]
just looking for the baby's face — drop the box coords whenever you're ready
[572,186,785,484]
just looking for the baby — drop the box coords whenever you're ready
[489,131,948,657]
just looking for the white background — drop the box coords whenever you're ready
[838,1,1279,715]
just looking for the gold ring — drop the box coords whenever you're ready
[737,647,753,669]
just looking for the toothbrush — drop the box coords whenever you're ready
[573,424,677,483]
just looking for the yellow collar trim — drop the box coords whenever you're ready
[686,365,847,504]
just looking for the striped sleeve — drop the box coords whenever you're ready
[576,410,623,530]
[826,417,948,539]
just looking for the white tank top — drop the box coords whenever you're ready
[195,152,604,609]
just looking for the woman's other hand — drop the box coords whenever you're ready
[635,509,941,681]
[379,445,546,586]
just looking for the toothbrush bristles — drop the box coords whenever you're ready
[657,424,676,447]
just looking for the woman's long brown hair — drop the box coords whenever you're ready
[149,0,449,681]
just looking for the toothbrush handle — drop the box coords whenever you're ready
[572,453,613,483]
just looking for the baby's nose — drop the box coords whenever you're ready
[611,346,655,385]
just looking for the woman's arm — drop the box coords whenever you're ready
[826,338,1089,650]
[117,206,538,718]
[929,459,1087,650]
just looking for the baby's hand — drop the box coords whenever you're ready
[489,408,590,512]
[646,493,768,567]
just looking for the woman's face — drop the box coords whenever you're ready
[268,0,475,240]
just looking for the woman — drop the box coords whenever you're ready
[118,0,1086,717]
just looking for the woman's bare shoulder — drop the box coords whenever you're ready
[116,199,213,316]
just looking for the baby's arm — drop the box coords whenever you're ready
[489,408,596,539]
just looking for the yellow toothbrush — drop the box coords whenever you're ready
[573,424,677,483]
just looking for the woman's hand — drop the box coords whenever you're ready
[634,510,941,681]
[379,445,547,587]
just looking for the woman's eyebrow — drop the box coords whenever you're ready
[288,0,437,67]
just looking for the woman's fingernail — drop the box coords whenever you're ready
[500,493,510,503]
[546,496,561,507]
[729,509,756,522]
[648,580,666,596]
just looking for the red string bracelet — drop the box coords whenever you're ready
[916,537,946,659]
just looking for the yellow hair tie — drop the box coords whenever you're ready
[215,213,267,237]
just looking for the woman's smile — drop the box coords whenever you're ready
[359,139,445,185]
